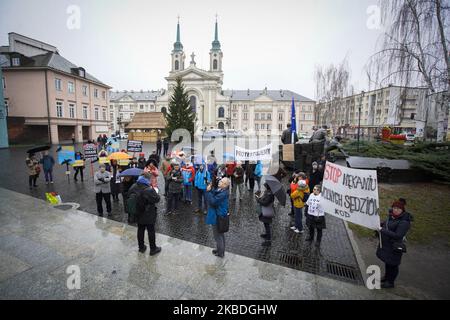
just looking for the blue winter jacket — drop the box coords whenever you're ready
[207,162,217,176]
[254,161,263,177]
[194,169,211,190]
[205,188,229,225]
[182,169,193,186]
[41,155,55,171]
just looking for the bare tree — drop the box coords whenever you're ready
[314,57,352,134]
[367,0,450,140]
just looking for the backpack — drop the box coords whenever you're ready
[127,186,146,217]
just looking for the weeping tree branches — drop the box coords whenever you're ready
[367,0,450,93]
[314,57,353,132]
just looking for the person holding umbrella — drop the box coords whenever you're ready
[257,176,287,246]
[25,153,40,189]
[256,183,275,247]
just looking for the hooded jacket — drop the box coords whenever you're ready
[194,168,211,190]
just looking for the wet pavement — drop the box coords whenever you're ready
[0,187,403,300]
[0,143,362,285]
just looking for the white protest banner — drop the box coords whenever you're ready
[234,144,273,161]
[321,161,380,230]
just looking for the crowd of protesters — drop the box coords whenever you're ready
[24,135,411,288]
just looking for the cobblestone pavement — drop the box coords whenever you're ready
[0,143,363,285]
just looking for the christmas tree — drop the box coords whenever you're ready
[165,77,196,138]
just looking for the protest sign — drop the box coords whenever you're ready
[57,146,75,165]
[321,161,380,230]
[234,144,272,161]
[127,140,143,152]
[72,160,85,167]
[99,157,109,164]
[282,144,295,162]
[118,159,130,166]
[83,144,97,160]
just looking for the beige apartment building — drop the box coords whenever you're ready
[1,33,111,144]
[315,85,449,140]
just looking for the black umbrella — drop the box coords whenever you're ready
[264,175,287,206]
[26,145,51,154]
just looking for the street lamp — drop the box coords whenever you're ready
[357,91,365,152]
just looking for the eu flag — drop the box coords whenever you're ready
[290,97,297,143]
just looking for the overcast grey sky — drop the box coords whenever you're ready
[0,0,383,99]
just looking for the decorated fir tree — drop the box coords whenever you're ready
[165,77,195,138]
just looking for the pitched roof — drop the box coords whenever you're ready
[223,90,315,102]
[125,112,167,130]
[1,51,108,87]
[109,91,160,102]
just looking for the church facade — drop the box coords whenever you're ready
[112,20,316,137]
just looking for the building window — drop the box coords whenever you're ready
[68,82,75,94]
[102,91,106,99]
[218,122,225,129]
[12,57,20,66]
[261,124,265,130]
[140,105,144,110]
[213,59,218,70]
[83,106,88,119]
[55,78,62,91]
[278,113,283,121]
[161,107,167,114]
[278,123,283,131]
[244,105,248,110]
[190,96,197,113]
[69,104,75,118]
[243,113,248,120]
[232,113,237,119]
[261,113,265,120]
[267,113,271,120]
[103,108,107,120]
[218,107,225,118]
[2,76,5,89]
[82,85,88,96]
[175,60,179,70]
[255,124,259,131]
[110,112,114,121]
[255,113,259,120]
[95,107,99,120]
[267,124,270,131]
[4,100,9,116]
[56,102,63,118]
[94,89,98,98]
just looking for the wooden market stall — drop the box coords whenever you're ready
[125,112,167,142]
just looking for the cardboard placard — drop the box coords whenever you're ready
[282,144,295,162]
[72,160,85,167]
[83,144,98,160]
[57,146,75,165]
[127,140,143,152]
[99,157,109,164]
[118,159,130,166]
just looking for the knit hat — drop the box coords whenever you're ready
[391,200,405,211]
[297,180,307,189]
[137,175,151,187]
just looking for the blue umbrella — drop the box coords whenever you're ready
[119,168,143,177]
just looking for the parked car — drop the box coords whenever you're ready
[404,133,416,142]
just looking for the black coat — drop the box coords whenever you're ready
[129,182,161,225]
[281,129,299,144]
[308,170,323,191]
[246,163,256,179]
[256,189,275,224]
[376,212,411,266]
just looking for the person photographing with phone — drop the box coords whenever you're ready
[206,177,230,258]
